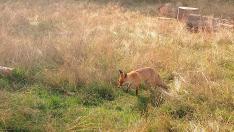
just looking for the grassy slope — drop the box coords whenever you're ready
[0,0,234,131]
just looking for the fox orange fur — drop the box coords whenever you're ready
[118,67,169,95]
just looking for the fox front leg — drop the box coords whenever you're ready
[136,87,139,96]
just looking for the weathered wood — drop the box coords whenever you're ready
[186,14,201,32]
[186,14,220,32]
[220,23,234,29]
[177,7,199,22]
[219,18,234,29]
[200,16,219,32]
[156,17,175,20]
[0,66,14,76]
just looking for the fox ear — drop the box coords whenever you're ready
[119,70,123,74]
[124,73,127,78]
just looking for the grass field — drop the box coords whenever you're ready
[0,0,233,131]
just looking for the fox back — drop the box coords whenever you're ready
[118,67,168,91]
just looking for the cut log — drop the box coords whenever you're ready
[177,7,199,22]
[219,18,234,29]
[0,66,14,76]
[156,17,175,20]
[186,14,201,32]
[186,14,220,32]
[220,23,234,29]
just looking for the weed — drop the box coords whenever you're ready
[81,83,116,106]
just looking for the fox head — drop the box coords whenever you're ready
[118,70,128,87]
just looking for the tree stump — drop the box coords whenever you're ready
[186,14,201,32]
[177,7,199,22]
[0,66,14,76]
[186,14,219,33]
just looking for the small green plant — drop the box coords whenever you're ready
[0,78,10,89]
[147,116,175,132]
[0,68,32,90]
[81,83,116,106]
[9,68,29,85]
[82,93,102,106]
[96,85,115,101]
[170,104,195,119]
[136,95,149,113]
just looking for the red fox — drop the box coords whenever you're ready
[117,67,169,96]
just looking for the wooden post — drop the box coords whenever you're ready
[177,7,199,22]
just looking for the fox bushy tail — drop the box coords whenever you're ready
[157,79,175,97]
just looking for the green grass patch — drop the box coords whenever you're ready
[80,83,116,106]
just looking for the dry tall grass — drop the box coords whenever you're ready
[0,0,233,131]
